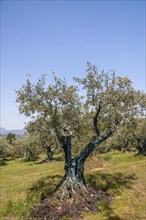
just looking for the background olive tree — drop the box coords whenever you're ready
[26,117,59,162]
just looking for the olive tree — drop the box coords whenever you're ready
[130,119,146,155]
[0,136,12,160]
[120,91,146,155]
[6,133,16,144]
[16,63,145,199]
[26,117,59,161]
[13,136,40,161]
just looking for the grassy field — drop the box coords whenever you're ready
[0,152,146,220]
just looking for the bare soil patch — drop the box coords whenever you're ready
[30,185,111,220]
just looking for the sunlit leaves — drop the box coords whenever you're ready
[16,63,146,144]
[74,63,146,135]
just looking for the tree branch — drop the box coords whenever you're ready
[75,125,117,165]
[93,102,102,136]
[60,136,72,174]
[53,104,62,142]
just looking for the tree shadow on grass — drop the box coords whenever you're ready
[86,171,137,192]
[0,159,7,166]
[86,171,137,220]
[27,172,137,219]
[28,171,137,201]
[34,154,64,165]
[108,215,123,220]
[0,158,17,166]
[27,174,63,200]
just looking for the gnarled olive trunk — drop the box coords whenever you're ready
[123,138,131,152]
[136,138,146,155]
[55,136,86,200]
[46,146,54,160]
[57,159,86,201]
[55,133,113,200]
[42,143,54,161]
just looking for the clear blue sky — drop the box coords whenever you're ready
[1,0,145,130]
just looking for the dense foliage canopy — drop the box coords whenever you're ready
[16,63,146,199]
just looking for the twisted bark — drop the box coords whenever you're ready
[46,146,54,160]
[55,128,115,200]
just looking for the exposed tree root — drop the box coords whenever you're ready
[56,176,87,201]
[30,185,111,220]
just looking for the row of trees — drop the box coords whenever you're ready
[0,134,40,161]
[1,115,145,162]
[97,118,146,155]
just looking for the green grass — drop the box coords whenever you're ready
[0,156,64,219]
[97,150,144,165]
[0,152,146,220]
[85,152,146,220]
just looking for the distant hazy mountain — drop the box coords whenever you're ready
[0,127,26,136]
